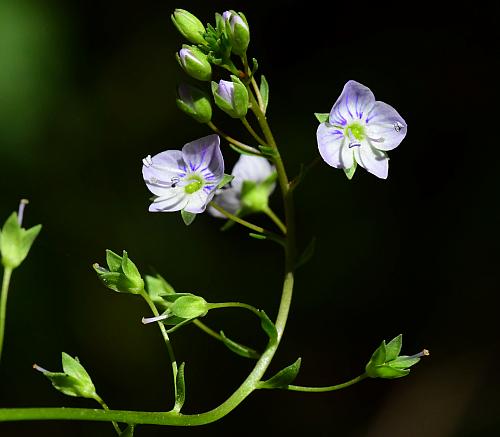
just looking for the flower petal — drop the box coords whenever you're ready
[365,101,407,151]
[182,135,224,181]
[149,190,189,212]
[184,190,213,214]
[354,143,389,179]
[317,122,352,168]
[142,150,186,196]
[231,155,274,191]
[208,187,240,217]
[329,80,375,126]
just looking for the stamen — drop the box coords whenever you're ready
[347,128,361,148]
[142,314,169,324]
[17,199,29,226]
[408,349,430,359]
[170,177,180,188]
[32,364,49,373]
[142,155,153,167]
[394,121,404,133]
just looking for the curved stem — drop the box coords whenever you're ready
[289,155,322,192]
[241,117,268,146]
[208,302,261,317]
[208,202,265,234]
[94,395,121,435]
[286,374,367,393]
[0,267,13,362]
[192,319,223,342]
[140,290,178,404]
[263,207,287,234]
[206,121,261,156]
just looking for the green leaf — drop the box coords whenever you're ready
[260,75,269,113]
[258,310,278,345]
[365,341,387,377]
[219,331,260,359]
[251,57,259,75]
[228,142,262,156]
[105,250,122,272]
[374,365,410,379]
[344,160,357,180]
[217,174,234,189]
[295,237,316,269]
[248,232,266,240]
[145,275,175,305]
[385,334,403,361]
[173,362,186,413]
[61,353,92,383]
[314,113,329,123]
[258,145,278,158]
[121,251,142,284]
[120,425,135,437]
[390,355,421,369]
[258,358,301,389]
[181,210,197,226]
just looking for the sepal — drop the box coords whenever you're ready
[93,250,144,294]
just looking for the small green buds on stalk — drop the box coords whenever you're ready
[222,11,250,56]
[212,75,248,118]
[365,334,429,379]
[0,200,41,270]
[94,250,144,294]
[34,353,98,399]
[177,45,212,81]
[171,9,206,45]
[176,84,212,123]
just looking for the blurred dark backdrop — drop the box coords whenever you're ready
[0,0,498,436]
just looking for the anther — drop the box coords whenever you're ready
[170,177,180,188]
[142,155,153,167]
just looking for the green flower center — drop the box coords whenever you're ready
[184,175,203,194]
[346,122,365,141]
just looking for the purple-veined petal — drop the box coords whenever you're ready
[317,122,352,168]
[354,142,389,179]
[365,101,407,151]
[149,190,189,212]
[217,80,234,105]
[142,150,186,196]
[182,135,224,180]
[184,190,213,214]
[209,187,240,217]
[231,155,274,191]
[329,80,376,126]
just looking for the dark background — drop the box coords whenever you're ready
[0,0,498,436]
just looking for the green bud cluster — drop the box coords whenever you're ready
[93,250,144,294]
[365,334,428,379]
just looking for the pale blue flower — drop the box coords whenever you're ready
[142,135,224,214]
[317,80,407,179]
[209,154,275,217]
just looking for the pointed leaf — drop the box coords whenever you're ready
[258,358,302,389]
[173,362,186,413]
[295,237,316,269]
[314,113,329,123]
[258,310,278,345]
[374,365,410,379]
[219,331,260,359]
[120,425,135,437]
[385,334,403,361]
[260,75,269,113]
[181,210,197,226]
[344,160,357,180]
[217,174,234,189]
[105,250,122,272]
[390,355,421,369]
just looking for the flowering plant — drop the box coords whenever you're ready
[0,7,427,435]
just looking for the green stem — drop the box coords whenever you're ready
[207,121,261,156]
[0,267,13,363]
[192,319,222,342]
[251,77,265,113]
[208,302,261,317]
[289,155,322,192]
[208,202,265,234]
[94,395,121,435]
[286,374,367,393]
[241,117,268,146]
[140,290,178,404]
[263,207,287,234]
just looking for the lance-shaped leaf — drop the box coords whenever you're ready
[258,358,302,389]
[173,362,186,413]
[220,331,260,359]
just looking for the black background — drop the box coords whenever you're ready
[0,1,498,436]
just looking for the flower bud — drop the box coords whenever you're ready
[93,250,144,294]
[240,181,270,212]
[211,75,248,118]
[171,9,206,45]
[223,10,250,56]
[0,201,41,270]
[176,84,212,123]
[176,45,211,81]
